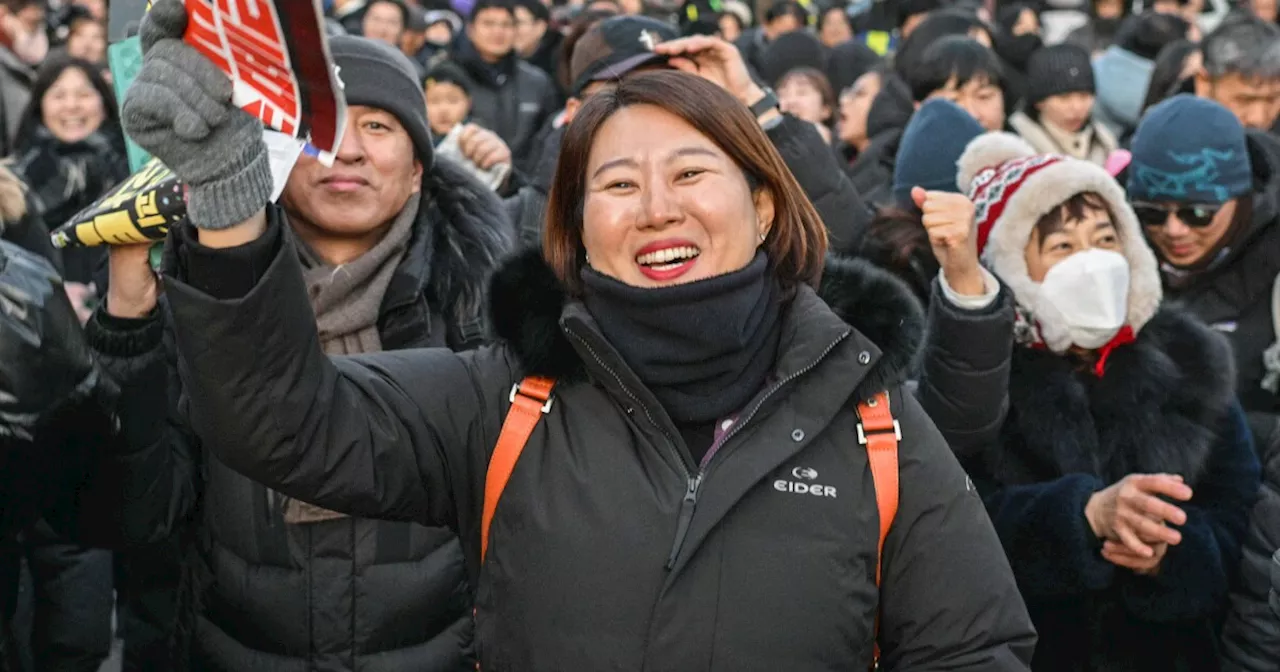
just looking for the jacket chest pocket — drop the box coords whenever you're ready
[707,461,882,670]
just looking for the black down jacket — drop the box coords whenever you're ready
[156,215,1037,671]
[453,38,560,166]
[80,160,512,672]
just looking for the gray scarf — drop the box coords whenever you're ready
[282,192,420,524]
[298,192,420,355]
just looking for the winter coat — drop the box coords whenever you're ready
[512,112,872,256]
[79,160,513,672]
[12,126,129,285]
[453,39,559,166]
[0,46,30,157]
[962,306,1261,672]
[154,218,1038,671]
[1007,110,1119,167]
[1092,45,1154,141]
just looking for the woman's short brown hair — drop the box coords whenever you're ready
[543,70,828,295]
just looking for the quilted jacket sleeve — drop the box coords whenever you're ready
[916,278,1015,459]
[161,218,514,542]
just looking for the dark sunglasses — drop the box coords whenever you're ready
[1130,202,1223,229]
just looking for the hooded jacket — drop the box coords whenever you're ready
[453,37,559,166]
[147,209,1038,670]
[963,305,1260,672]
[80,160,512,672]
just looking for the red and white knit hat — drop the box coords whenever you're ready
[956,133,1163,352]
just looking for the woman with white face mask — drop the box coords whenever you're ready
[948,132,1262,669]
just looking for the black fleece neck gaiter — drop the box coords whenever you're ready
[581,251,783,425]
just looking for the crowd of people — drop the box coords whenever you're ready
[0,0,1279,669]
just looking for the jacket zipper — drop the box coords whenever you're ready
[665,473,703,568]
[568,325,854,571]
[664,329,853,570]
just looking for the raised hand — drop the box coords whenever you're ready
[912,186,984,296]
[121,0,271,231]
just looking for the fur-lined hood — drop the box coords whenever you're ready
[488,250,926,402]
[415,156,513,318]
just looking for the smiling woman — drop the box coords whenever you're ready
[148,67,1037,670]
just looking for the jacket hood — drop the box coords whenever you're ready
[418,156,513,319]
[488,249,925,400]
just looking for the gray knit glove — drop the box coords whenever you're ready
[121,0,272,230]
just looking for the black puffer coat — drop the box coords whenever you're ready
[453,38,559,166]
[154,208,1038,670]
[81,160,512,672]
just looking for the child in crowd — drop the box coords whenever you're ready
[423,60,474,143]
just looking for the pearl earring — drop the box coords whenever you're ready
[759,232,766,242]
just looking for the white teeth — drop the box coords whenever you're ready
[636,246,700,266]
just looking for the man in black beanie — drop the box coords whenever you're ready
[86,3,513,668]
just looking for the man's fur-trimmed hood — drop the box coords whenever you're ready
[417,157,513,318]
[488,249,925,401]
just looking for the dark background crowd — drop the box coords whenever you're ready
[0,0,1279,669]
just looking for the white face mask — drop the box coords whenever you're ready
[1034,248,1131,350]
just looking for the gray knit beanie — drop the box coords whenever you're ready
[329,35,435,168]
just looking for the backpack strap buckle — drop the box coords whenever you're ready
[509,379,554,413]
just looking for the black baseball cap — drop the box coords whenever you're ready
[569,16,679,96]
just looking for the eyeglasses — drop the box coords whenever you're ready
[1130,202,1223,229]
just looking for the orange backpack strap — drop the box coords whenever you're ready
[480,375,556,563]
[855,390,901,668]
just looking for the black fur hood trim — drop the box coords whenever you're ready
[489,249,926,397]
[421,157,513,317]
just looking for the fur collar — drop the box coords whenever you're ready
[418,157,513,318]
[489,250,925,400]
[998,306,1236,486]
